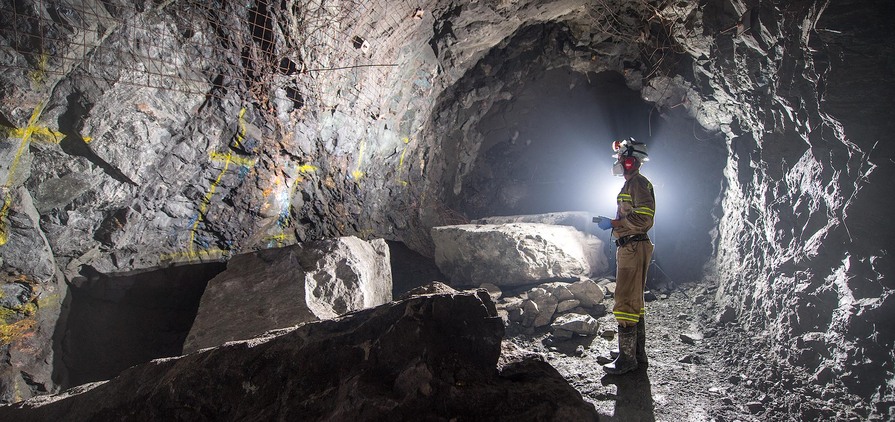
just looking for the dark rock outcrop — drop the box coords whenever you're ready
[0,291,599,421]
[184,237,392,353]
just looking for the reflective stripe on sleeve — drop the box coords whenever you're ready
[634,206,655,216]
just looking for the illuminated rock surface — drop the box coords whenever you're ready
[432,223,607,286]
[0,0,891,419]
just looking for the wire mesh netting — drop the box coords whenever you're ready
[0,0,423,110]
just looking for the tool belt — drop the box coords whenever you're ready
[615,233,649,247]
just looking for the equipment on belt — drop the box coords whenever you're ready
[615,233,649,247]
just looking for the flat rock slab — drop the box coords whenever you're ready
[432,223,607,287]
[472,211,594,232]
[0,292,598,421]
[184,236,391,353]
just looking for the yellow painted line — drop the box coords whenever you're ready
[352,138,366,181]
[169,111,255,258]
[8,126,92,144]
[0,103,45,246]
[263,233,290,247]
[233,107,247,149]
[190,152,232,251]
[159,248,231,263]
[210,151,256,167]
[298,163,318,173]
[186,150,257,252]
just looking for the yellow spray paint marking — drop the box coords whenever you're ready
[7,126,92,144]
[298,164,318,174]
[397,137,411,186]
[352,138,367,181]
[166,108,255,260]
[159,248,231,263]
[233,107,248,149]
[209,151,256,168]
[262,232,291,248]
[0,104,45,246]
[28,52,48,87]
[186,151,256,254]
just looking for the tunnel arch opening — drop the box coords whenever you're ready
[426,23,727,286]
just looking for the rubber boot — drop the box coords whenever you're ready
[603,324,638,374]
[609,318,648,364]
[636,318,648,366]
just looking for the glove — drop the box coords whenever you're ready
[597,217,613,230]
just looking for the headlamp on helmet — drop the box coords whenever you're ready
[611,138,649,176]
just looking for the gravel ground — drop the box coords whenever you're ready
[503,282,875,422]
[388,245,876,421]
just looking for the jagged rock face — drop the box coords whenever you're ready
[690,0,895,409]
[184,236,392,353]
[0,0,892,415]
[0,292,600,421]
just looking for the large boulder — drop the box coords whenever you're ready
[473,211,594,233]
[183,236,392,353]
[0,292,599,421]
[431,223,607,287]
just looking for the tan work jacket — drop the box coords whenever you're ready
[614,171,655,238]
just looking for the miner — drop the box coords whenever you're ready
[595,138,655,374]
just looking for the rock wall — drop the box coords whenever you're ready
[662,0,894,410]
[0,0,891,415]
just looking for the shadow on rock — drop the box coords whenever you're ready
[600,367,656,422]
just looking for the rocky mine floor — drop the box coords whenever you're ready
[503,282,875,422]
[390,243,877,421]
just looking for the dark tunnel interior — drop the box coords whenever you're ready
[457,68,727,285]
[54,262,226,389]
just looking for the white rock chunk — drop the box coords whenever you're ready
[552,313,600,336]
[431,223,607,287]
[569,279,605,307]
[556,299,581,313]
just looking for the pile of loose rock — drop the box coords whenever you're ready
[480,278,619,340]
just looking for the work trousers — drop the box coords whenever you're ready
[613,239,654,327]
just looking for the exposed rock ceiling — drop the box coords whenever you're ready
[0,0,892,418]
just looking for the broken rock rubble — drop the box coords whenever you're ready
[498,278,608,335]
